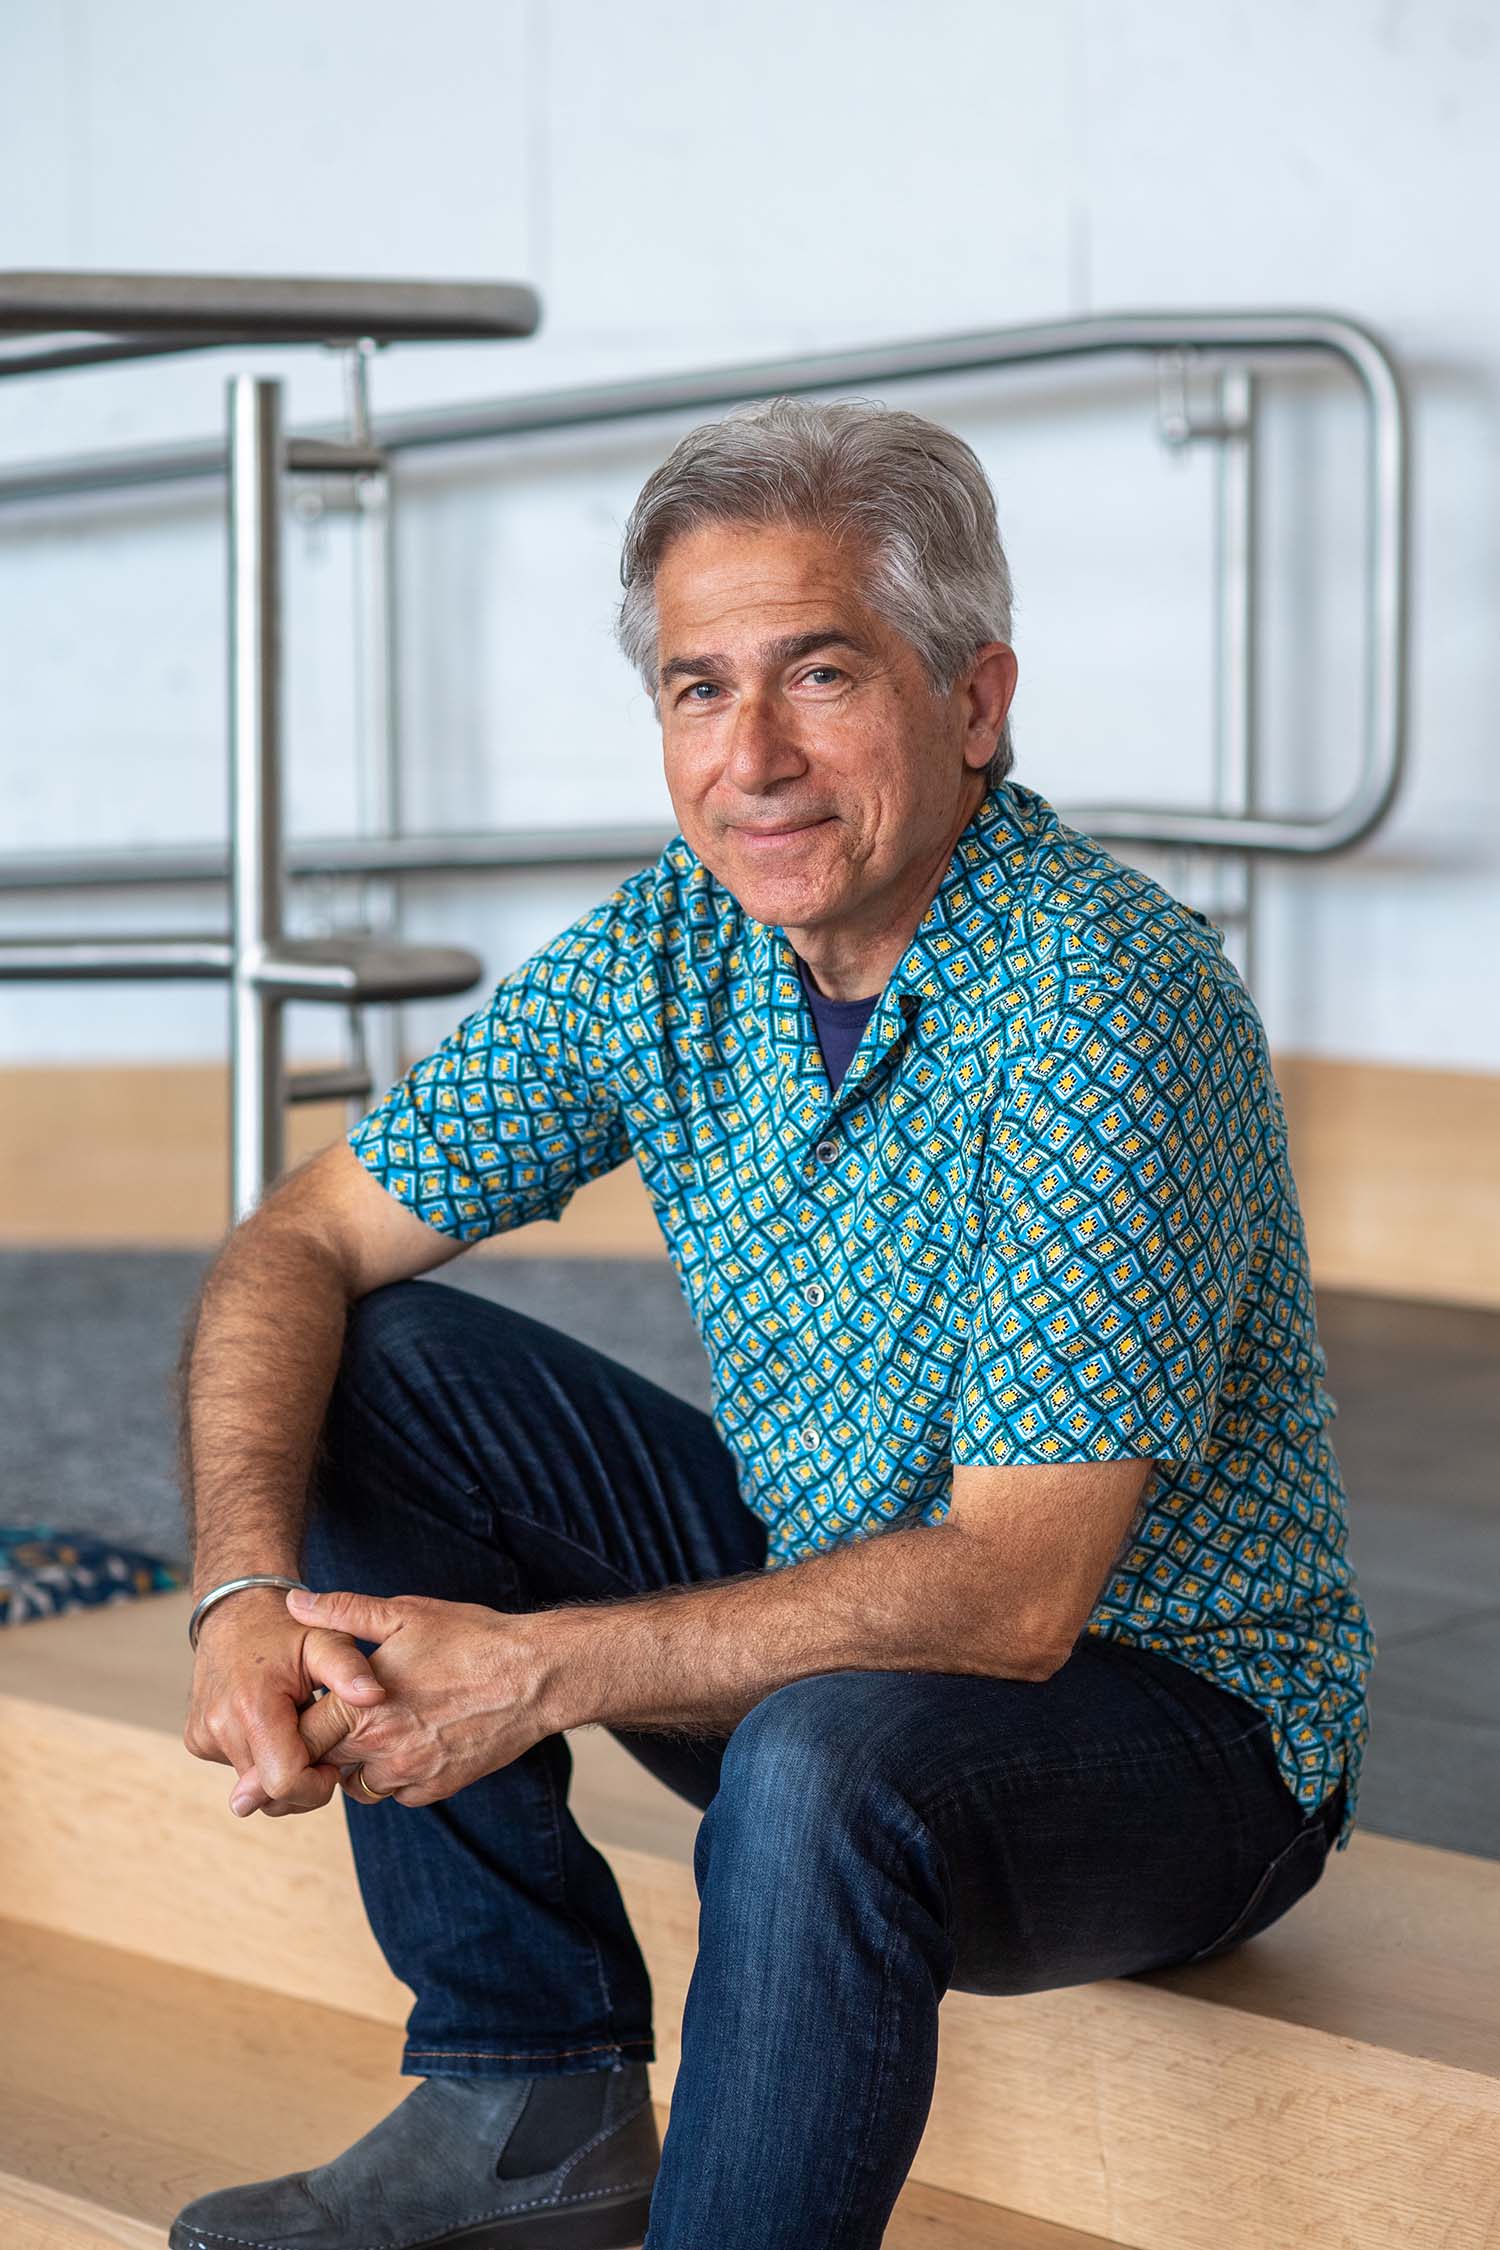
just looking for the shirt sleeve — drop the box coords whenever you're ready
[951,968,1267,1468]
[345,897,633,1245]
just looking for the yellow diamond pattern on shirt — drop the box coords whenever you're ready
[348,781,1375,1849]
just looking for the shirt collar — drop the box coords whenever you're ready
[748,780,1043,1127]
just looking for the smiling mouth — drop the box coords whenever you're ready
[734,817,832,838]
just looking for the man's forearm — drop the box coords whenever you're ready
[535,1518,1059,1738]
[177,1219,349,1597]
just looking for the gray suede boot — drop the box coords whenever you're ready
[168,2063,659,2250]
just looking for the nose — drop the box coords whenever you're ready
[723,687,807,793]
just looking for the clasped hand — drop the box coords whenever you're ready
[226,1586,555,1817]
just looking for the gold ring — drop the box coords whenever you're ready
[350,1764,393,1802]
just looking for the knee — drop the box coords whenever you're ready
[323,1279,491,1454]
[305,1282,445,1559]
[309,1278,538,1586]
[337,1278,442,1392]
[310,1282,430,1499]
[700,1672,918,1868]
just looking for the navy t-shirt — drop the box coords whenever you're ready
[794,950,881,1093]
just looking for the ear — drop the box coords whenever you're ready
[960,642,1018,770]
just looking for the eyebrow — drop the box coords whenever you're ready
[658,628,870,687]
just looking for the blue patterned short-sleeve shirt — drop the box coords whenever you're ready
[348,780,1375,1847]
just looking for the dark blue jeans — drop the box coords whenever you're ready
[302,1277,1343,2250]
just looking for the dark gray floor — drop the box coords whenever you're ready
[2,1249,1496,1858]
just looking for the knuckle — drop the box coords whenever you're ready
[327,1704,365,1746]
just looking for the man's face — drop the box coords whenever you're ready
[652,520,1008,948]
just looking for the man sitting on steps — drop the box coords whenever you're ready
[172,395,1374,2250]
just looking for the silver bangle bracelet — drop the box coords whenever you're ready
[188,1573,310,1651]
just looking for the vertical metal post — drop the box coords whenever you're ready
[341,336,377,448]
[345,338,405,1112]
[227,375,285,1222]
[351,465,406,1108]
[1213,368,1258,986]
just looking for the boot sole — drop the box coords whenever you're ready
[169,2180,654,2250]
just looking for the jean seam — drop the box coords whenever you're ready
[826,1799,932,2247]
[532,1732,629,2060]
[1183,1818,1331,1962]
[487,1502,644,1594]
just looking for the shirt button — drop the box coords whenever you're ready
[801,1421,820,1452]
[814,1137,839,1163]
[803,1281,826,1308]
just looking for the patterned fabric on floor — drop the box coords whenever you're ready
[0,1524,184,1626]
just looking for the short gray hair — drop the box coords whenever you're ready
[615,395,1015,785]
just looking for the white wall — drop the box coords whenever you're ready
[2,0,1496,1073]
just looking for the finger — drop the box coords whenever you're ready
[301,1623,388,1707]
[214,1715,264,1794]
[239,1695,323,1806]
[286,1586,404,1645]
[231,1761,341,1818]
[230,1758,331,1816]
[194,1692,269,1780]
[184,1720,235,1766]
[298,1688,363,1765]
[229,1763,324,1816]
[336,1763,404,1808]
[275,1763,343,1814]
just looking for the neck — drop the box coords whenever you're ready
[788,772,990,1001]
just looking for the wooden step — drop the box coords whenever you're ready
[1,2175,164,2250]
[0,1916,1122,2250]
[4,1593,1500,2249]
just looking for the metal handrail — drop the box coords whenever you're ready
[0,269,539,378]
[0,308,1408,863]
[0,826,678,895]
